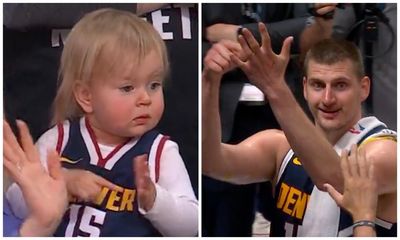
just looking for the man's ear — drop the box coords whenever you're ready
[360,76,371,102]
[303,76,308,100]
[73,82,93,113]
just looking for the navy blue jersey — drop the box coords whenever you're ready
[271,122,396,237]
[53,118,168,237]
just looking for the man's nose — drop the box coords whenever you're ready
[322,86,336,106]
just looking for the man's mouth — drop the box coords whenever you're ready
[319,108,340,119]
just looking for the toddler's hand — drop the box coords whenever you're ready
[64,169,121,203]
[133,154,156,212]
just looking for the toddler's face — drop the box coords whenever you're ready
[86,50,165,145]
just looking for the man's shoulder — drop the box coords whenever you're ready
[251,129,287,144]
[250,129,291,162]
[360,116,396,154]
[359,116,397,148]
[362,136,396,154]
[361,127,397,195]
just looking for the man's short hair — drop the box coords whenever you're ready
[304,39,365,79]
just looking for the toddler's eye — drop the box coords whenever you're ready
[120,86,134,92]
[150,82,162,90]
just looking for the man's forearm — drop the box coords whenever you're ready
[263,81,343,191]
[202,72,232,179]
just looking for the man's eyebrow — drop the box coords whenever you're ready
[307,77,323,82]
[307,76,351,82]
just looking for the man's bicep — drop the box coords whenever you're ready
[221,130,286,184]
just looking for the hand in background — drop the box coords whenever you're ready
[206,23,241,43]
[324,144,377,228]
[136,3,169,16]
[4,120,68,236]
[314,3,337,16]
[313,3,337,35]
[134,154,156,212]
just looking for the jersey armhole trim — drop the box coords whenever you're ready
[155,135,170,183]
[56,123,64,154]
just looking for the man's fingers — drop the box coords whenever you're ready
[241,28,262,56]
[206,62,223,73]
[259,22,273,54]
[324,183,343,207]
[204,51,225,74]
[219,39,242,53]
[209,53,231,73]
[214,43,234,62]
[231,54,249,75]
[237,35,252,61]
[280,36,293,61]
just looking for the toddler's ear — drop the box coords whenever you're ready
[73,82,93,113]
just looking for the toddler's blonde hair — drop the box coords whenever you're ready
[52,8,169,124]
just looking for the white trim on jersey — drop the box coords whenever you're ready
[60,120,70,153]
[79,118,98,166]
[277,149,294,182]
[77,118,139,170]
[333,116,392,152]
[57,118,168,174]
[375,217,394,229]
[148,134,164,182]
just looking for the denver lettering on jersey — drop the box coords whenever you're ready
[93,187,136,212]
[276,182,310,221]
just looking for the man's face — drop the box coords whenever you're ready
[303,59,370,134]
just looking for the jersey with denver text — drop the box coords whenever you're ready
[53,119,162,237]
[270,125,396,237]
